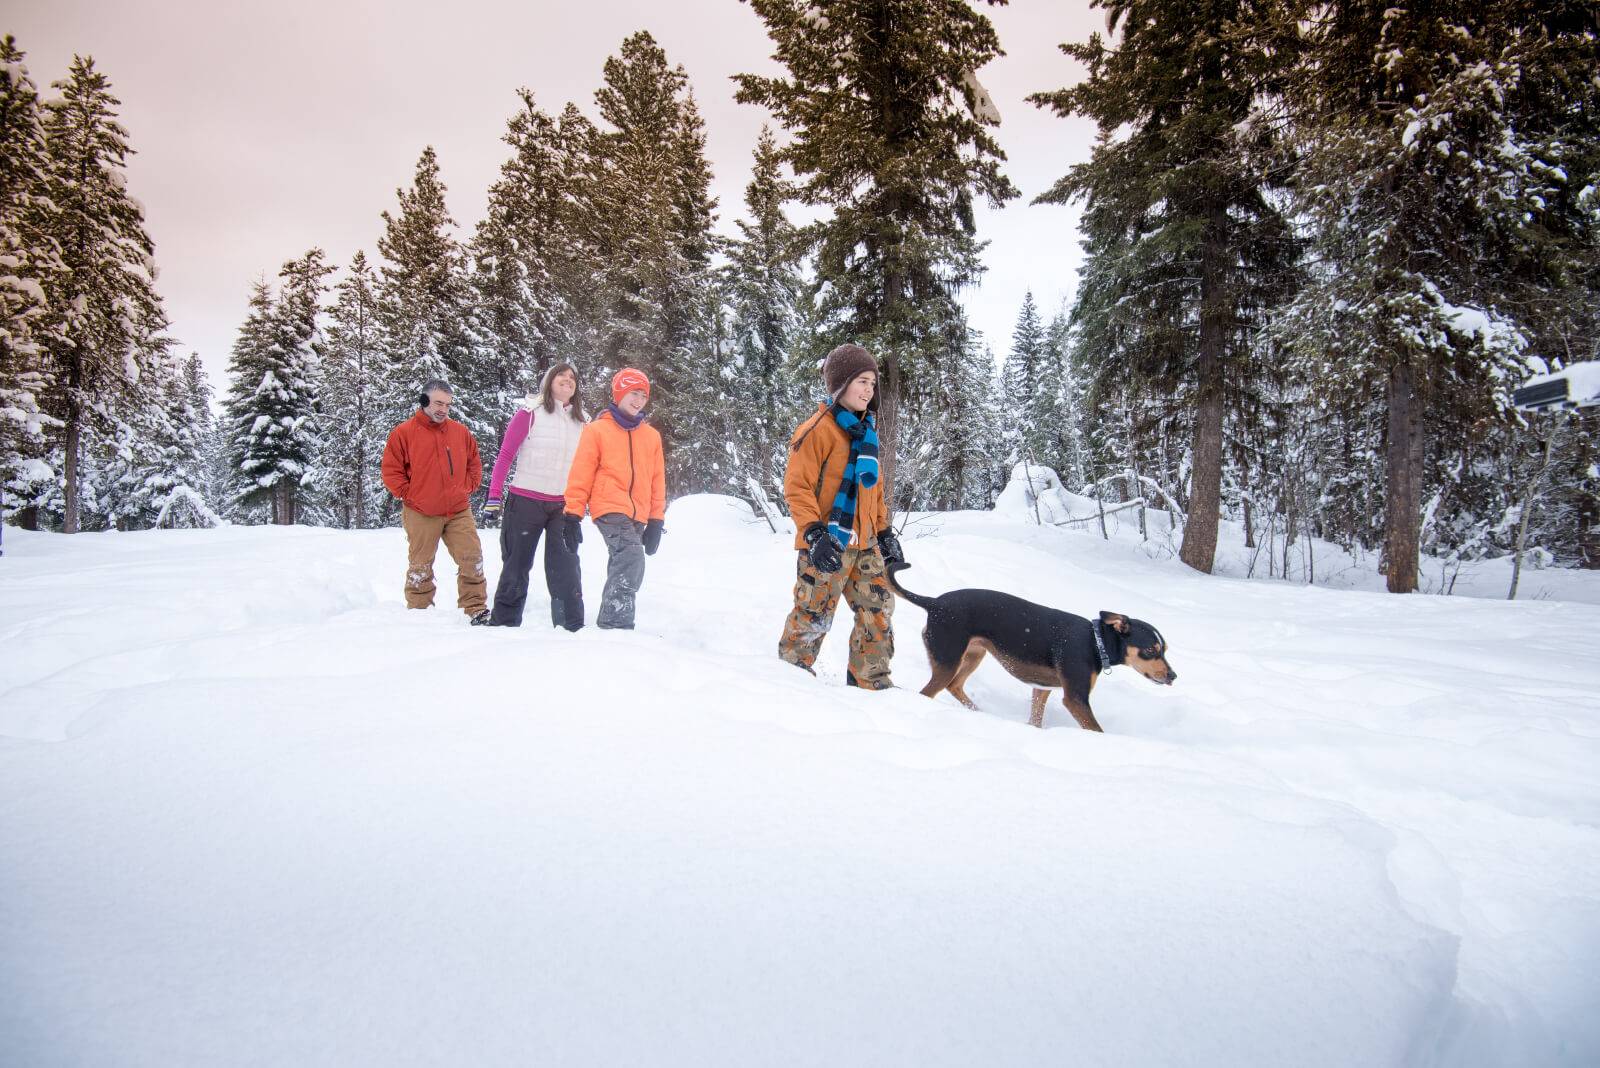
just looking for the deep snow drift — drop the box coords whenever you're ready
[2,495,1597,1067]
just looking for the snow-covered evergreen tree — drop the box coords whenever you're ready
[587,32,724,491]
[1278,0,1596,590]
[1031,0,1299,573]
[0,37,61,523]
[319,251,386,528]
[895,314,1004,511]
[169,351,221,526]
[724,126,805,496]
[222,277,317,524]
[736,0,1019,498]
[375,147,484,441]
[1034,304,1086,490]
[99,319,215,529]
[1000,290,1044,463]
[36,55,164,533]
[949,333,1006,508]
[469,89,589,433]
[271,248,331,523]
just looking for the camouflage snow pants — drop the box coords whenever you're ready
[778,544,895,689]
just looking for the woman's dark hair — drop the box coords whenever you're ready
[537,363,586,422]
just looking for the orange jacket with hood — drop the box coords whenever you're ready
[564,409,666,523]
[783,402,889,550]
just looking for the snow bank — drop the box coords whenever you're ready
[2,504,1597,1066]
[992,462,1082,525]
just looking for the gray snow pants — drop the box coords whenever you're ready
[594,513,648,629]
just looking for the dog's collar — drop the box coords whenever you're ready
[1092,620,1113,674]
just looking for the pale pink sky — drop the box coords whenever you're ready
[9,1,1097,390]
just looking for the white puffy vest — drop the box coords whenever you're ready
[509,404,586,496]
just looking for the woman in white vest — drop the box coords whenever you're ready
[483,364,589,629]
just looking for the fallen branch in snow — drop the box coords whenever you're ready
[743,476,781,534]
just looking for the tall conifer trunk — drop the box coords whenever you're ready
[1578,410,1600,569]
[881,255,905,508]
[1181,211,1229,573]
[62,399,82,534]
[1383,359,1423,592]
[62,350,84,533]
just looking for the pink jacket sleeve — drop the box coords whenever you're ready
[487,409,532,501]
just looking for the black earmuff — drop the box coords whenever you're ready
[418,391,430,409]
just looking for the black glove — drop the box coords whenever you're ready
[803,522,843,574]
[562,513,584,553]
[642,518,663,556]
[877,527,904,567]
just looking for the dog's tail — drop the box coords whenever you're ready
[884,561,938,611]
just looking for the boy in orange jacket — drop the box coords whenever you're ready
[778,344,904,688]
[562,368,666,630]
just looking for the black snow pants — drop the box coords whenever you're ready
[489,495,584,630]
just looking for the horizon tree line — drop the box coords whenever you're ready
[3,1,1596,591]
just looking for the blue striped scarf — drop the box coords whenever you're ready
[827,407,879,547]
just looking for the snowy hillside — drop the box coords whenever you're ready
[3,497,1598,1067]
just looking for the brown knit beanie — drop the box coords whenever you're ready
[822,343,878,401]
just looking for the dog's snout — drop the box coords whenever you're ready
[1166,668,1177,684]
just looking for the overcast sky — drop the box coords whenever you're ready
[9,0,1099,393]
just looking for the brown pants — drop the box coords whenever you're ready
[778,544,895,689]
[401,505,487,615]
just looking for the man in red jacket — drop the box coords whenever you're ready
[381,380,491,623]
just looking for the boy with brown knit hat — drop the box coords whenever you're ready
[778,343,905,688]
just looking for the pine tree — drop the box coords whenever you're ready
[36,55,164,533]
[950,331,1006,508]
[376,147,484,440]
[271,248,331,523]
[223,278,317,524]
[1000,290,1043,462]
[1019,303,1086,490]
[1031,0,1300,573]
[1481,6,1600,570]
[725,127,805,495]
[171,351,220,525]
[550,103,606,373]
[0,37,61,523]
[469,89,583,429]
[898,320,1004,511]
[736,0,1020,499]
[319,251,387,528]
[587,32,723,489]
[100,321,214,529]
[1279,0,1598,590]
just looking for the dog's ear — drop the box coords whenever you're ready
[1099,611,1129,635]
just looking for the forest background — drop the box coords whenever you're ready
[2,0,1596,593]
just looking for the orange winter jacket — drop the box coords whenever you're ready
[564,410,666,523]
[381,411,483,517]
[783,403,889,550]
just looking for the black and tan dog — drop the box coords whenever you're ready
[886,562,1176,731]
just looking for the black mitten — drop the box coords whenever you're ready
[877,528,904,566]
[642,519,663,556]
[562,513,584,553]
[803,522,843,574]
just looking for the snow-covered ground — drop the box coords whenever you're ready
[3,495,1598,1067]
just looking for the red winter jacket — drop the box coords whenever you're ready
[381,411,483,517]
